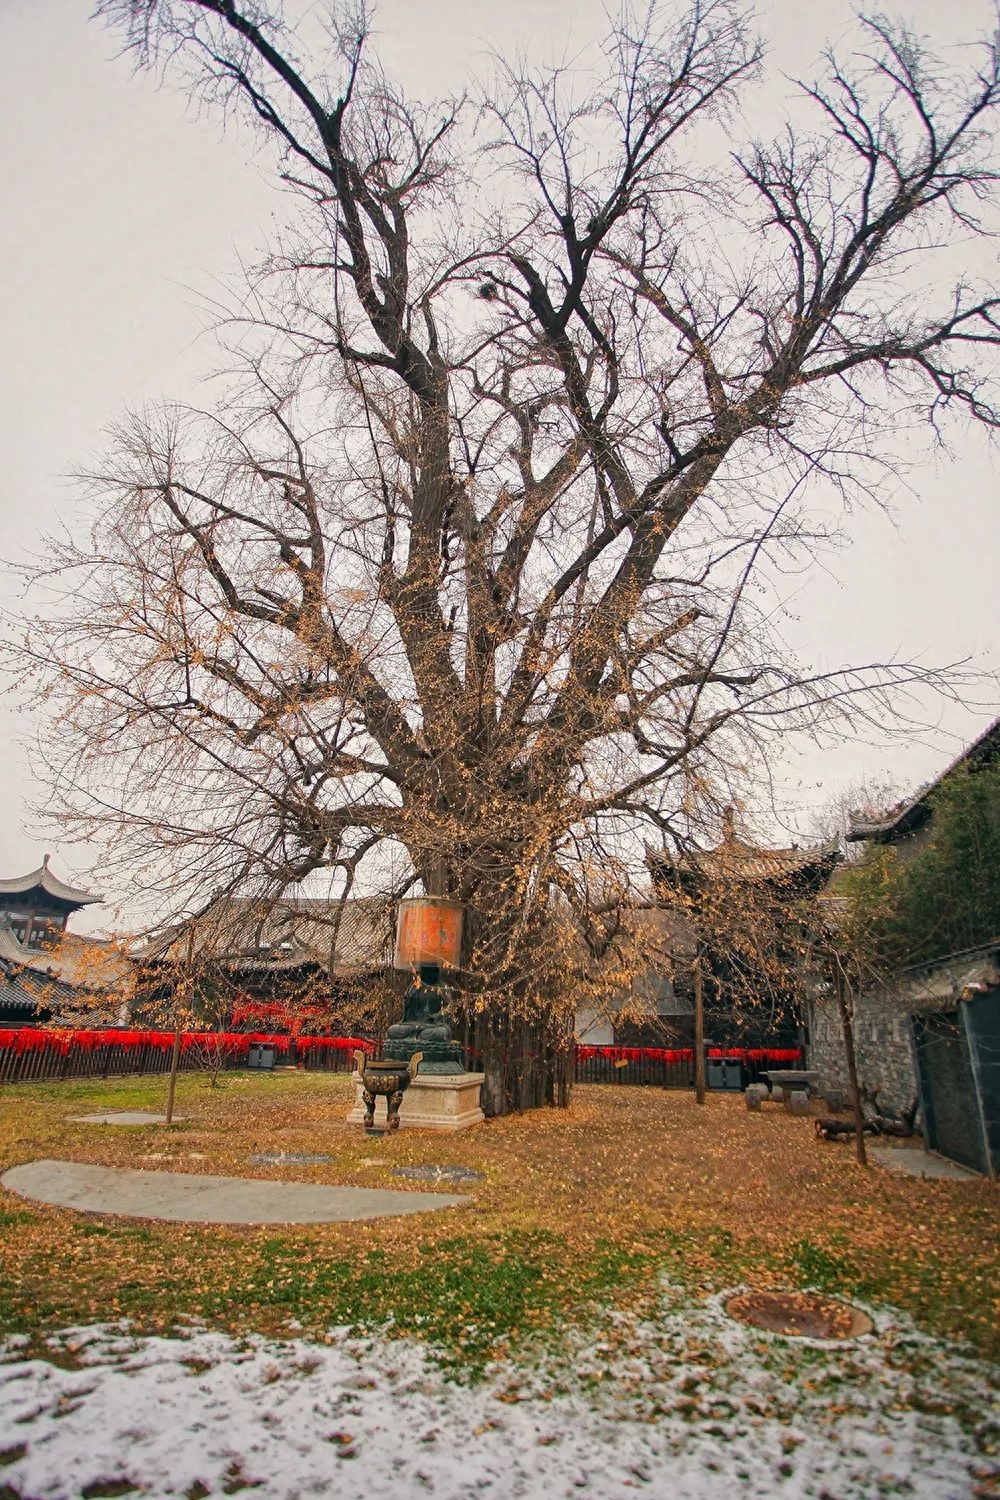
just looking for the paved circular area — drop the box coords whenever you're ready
[69,1113,188,1126]
[1,1159,469,1225]
[725,1290,873,1339]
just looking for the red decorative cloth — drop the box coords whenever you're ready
[575,1043,802,1066]
[1,1029,800,1070]
[0,1027,377,1060]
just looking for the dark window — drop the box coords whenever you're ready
[30,923,61,950]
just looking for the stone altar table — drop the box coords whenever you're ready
[347,1069,486,1132]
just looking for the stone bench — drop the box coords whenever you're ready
[746,1083,810,1116]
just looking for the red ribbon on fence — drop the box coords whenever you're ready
[575,1044,803,1066]
[0,1027,375,1061]
[0,1028,69,1055]
[0,1029,801,1070]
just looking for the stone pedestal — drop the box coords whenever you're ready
[347,1071,485,1132]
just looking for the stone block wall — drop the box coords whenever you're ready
[807,989,928,1116]
[809,947,1000,1125]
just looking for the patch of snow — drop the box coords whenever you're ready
[0,1290,995,1499]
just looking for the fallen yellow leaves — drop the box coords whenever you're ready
[0,1070,996,1360]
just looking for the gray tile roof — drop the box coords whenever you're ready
[847,713,1000,843]
[650,837,839,886]
[0,973,49,1012]
[139,895,396,976]
[0,917,128,992]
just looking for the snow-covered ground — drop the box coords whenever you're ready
[1,1290,996,1499]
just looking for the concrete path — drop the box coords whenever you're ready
[69,1113,187,1126]
[1,1159,469,1225]
[869,1144,980,1180]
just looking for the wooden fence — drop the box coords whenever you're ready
[0,1028,801,1089]
[573,1045,802,1088]
[0,1029,367,1086]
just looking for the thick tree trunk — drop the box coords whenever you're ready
[442,867,574,1117]
[474,1002,564,1117]
[459,979,571,1117]
[477,1008,508,1118]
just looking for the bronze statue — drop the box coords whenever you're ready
[384,962,465,1074]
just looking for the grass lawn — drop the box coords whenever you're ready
[0,1071,996,1371]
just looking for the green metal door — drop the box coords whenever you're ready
[914,1011,986,1175]
[962,989,1000,1177]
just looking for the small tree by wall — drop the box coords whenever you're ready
[839,760,1000,970]
[806,757,1000,1159]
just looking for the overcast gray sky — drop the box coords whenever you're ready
[1,0,997,927]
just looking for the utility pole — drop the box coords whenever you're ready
[834,959,867,1166]
[694,952,706,1106]
[165,924,195,1126]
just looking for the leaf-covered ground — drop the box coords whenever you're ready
[0,1072,996,1373]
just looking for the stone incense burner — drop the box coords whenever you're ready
[353,1049,424,1133]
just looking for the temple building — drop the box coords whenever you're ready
[0,857,125,1025]
[574,815,838,1051]
[809,716,1000,1176]
[639,812,840,1052]
[132,894,403,1036]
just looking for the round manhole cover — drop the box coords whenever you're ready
[393,1165,485,1184]
[726,1290,872,1339]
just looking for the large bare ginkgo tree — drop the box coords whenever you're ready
[12,0,1000,1111]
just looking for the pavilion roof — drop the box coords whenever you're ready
[0,858,102,909]
[649,823,839,890]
